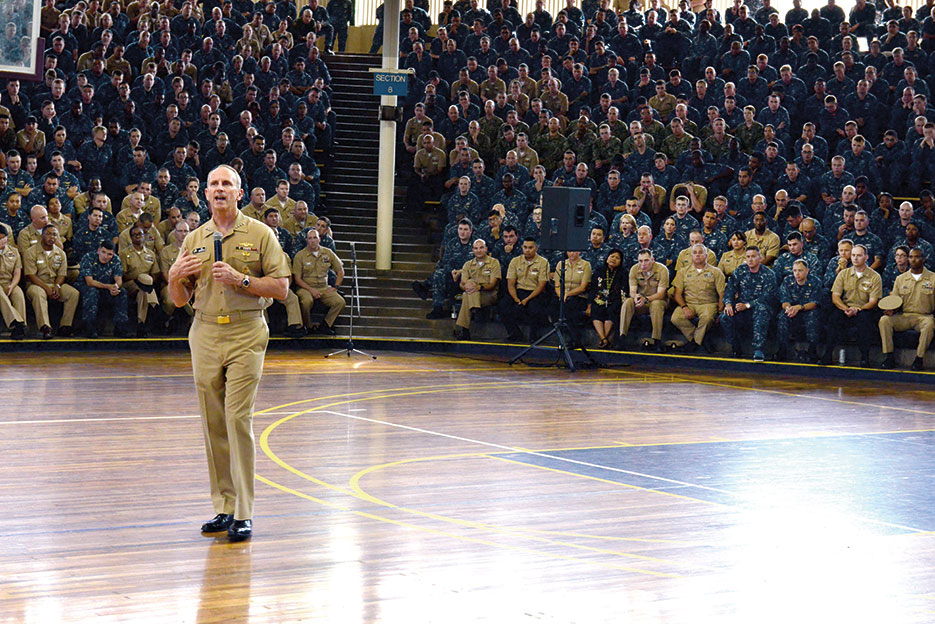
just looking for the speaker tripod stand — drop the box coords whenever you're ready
[326,241,376,360]
[509,257,596,372]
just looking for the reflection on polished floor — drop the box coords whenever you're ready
[2,350,935,623]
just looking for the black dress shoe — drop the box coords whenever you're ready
[201,513,234,533]
[57,325,73,337]
[10,321,25,340]
[41,325,54,340]
[228,519,252,541]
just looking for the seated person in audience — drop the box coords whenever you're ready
[500,236,551,342]
[673,229,717,274]
[879,248,935,371]
[119,225,162,337]
[0,226,26,339]
[671,243,725,353]
[551,249,591,345]
[454,238,501,341]
[821,243,882,367]
[744,210,781,265]
[621,248,669,350]
[589,248,625,348]
[293,228,345,336]
[414,219,475,319]
[720,246,777,361]
[775,258,822,363]
[158,219,193,334]
[77,240,132,339]
[24,225,77,339]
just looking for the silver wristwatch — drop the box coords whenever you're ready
[241,275,251,289]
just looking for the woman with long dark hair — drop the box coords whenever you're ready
[588,249,626,348]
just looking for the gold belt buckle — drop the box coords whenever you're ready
[217,315,231,324]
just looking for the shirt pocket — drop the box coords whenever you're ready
[231,250,262,276]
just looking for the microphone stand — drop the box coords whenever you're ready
[327,241,376,359]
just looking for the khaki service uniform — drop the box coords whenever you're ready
[292,245,345,328]
[118,225,165,254]
[183,211,292,521]
[745,228,781,264]
[120,193,162,225]
[120,245,161,323]
[673,246,717,276]
[47,212,73,243]
[159,241,194,317]
[718,249,746,277]
[621,261,669,339]
[671,263,725,345]
[879,268,935,357]
[0,244,26,326]
[456,256,501,330]
[23,243,79,329]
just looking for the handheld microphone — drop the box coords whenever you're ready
[213,232,223,263]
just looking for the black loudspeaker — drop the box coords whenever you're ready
[539,187,591,252]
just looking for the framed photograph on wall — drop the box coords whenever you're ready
[0,0,44,80]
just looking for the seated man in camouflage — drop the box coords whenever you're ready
[455,238,501,340]
[77,240,132,338]
[720,246,777,361]
[414,218,475,319]
[775,258,822,362]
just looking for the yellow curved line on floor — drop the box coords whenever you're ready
[254,474,679,577]
[259,380,708,576]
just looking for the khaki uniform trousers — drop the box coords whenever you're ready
[620,298,666,339]
[297,288,346,327]
[273,289,303,327]
[189,312,269,521]
[0,282,26,326]
[160,284,194,317]
[26,282,79,328]
[456,289,498,329]
[879,312,935,358]
[671,302,719,345]
[124,280,159,323]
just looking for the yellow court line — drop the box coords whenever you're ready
[348,453,727,552]
[257,380,703,575]
[254,474,681,578]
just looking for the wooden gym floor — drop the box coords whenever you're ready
[2,350,935,623]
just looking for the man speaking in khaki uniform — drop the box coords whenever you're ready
[168,165,291,542]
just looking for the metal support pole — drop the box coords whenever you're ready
[375,0,400,271]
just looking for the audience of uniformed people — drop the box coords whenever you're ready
[0,0,348,341]
[404,0,935,370]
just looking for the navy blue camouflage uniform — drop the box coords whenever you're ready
[776,273,822,346]
[720,263,777,353]
[77,251,129,328]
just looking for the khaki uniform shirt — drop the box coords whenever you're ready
[629,261,669,297]
[119,245,160,281]
[507,254,550,291]
[514,146,539,171]
[745,228,781,261]
[241,204,265,221]
[461,256,502,288]
[292,246,342,289]
[23,244,68,285]
[673,263,726,305]
[718,249,746,276]
[556,258,592,298]
[182,211,291,314]
[0,244,22,286]
[118,225,164,254]
[47,212,73,242]
[159,241,182,278]
[74,192,111,215]
[414,146,448,175]
[17,224,46,256]
[116,208,144,234]
[674,247,716,274]
[891,268,935,314]
[832,266,883,308]
[281,213,317,236]
[120,195,162,224]
[263,197,297,218]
